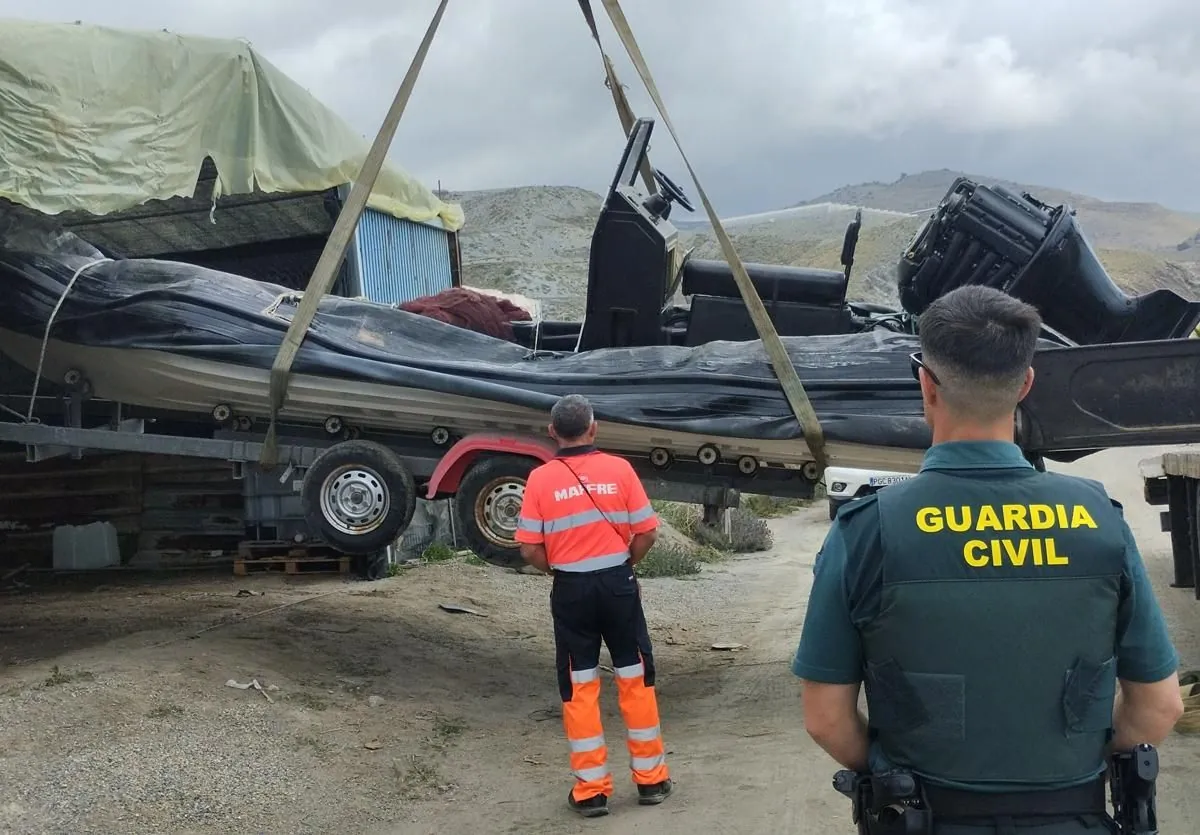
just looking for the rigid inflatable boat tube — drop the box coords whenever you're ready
[0,249,934,452]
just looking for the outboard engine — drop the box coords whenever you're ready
[896,177,1200,344]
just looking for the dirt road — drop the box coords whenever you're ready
[2,446,1198,834]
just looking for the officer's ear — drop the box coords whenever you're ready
[1016,366,1035,403]
[918,367,938,406]
[546,422,557,441]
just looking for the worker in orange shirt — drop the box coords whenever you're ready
[516,393,672,818]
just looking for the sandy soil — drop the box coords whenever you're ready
[2,445,1198,834]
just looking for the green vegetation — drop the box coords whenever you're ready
[43,666,94,687]
[420,543,458,563]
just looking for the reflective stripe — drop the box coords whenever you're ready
[553,551,630,573]
[628,504,655,524]
[627,725,660,742]
[570,667,600,684]
[574,765,611,782]
[517,516,542,533]
[544,508,630,533]
[631,754,666,771]
[614,661,645,679]
[569,734,606,754]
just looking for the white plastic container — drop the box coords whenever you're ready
[52,521,121,570]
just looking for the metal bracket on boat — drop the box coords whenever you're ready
[25,417,144,464]
[59,368,94,459]
[262,293,302,321]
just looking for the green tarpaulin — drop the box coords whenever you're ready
[0,19,464,231]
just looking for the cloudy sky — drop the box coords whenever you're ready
[3,0,1198,215]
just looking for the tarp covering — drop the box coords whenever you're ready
[0,220,931,449]
[0,19,464,231]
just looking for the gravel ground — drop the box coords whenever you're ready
[2,446,1199,834]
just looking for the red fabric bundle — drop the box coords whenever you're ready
[399,287,532,341]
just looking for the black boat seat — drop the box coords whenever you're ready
[680,258,849,307]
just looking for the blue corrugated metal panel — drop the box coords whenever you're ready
[353,208,453,305]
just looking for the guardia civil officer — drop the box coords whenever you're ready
[515,394,672,819]
[792,285,1184,833]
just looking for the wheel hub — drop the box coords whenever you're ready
[320,465,390,536]
[477,479,525,545]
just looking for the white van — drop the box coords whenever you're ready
[823,466,916,520]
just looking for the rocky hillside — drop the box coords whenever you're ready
[449,172,1200,316]
[443,186,600,320]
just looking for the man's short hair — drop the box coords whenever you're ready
[918,285,1043,421]
[551,394,594,440]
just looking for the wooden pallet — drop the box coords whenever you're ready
[233,540,350,576]
[236,540,343,560]
[233,555,352,576]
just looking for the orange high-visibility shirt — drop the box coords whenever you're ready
[515,447,658,572]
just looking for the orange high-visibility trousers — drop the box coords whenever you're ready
[552,563,669,801]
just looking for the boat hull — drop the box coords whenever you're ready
[0,327,928,473]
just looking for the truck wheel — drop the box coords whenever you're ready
[302,440,416,555]
[455,455,537,569]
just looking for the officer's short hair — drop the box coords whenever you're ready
[918,286,1042,421]
[551,394,595,440]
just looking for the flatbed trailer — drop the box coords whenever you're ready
[0,397,808,570]
[1141,448,1200,602]
[4,326,1199,572]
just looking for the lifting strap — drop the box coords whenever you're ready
[596,0,828,472]
[259,0,451,467]
[576,0,657,196]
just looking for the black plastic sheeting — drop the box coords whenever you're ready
[0,245,934,449]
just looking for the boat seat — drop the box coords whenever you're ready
[680,258,849,307]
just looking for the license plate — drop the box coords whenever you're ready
[868,475,909,487]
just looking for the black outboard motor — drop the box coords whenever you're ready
[896,177,1200,344]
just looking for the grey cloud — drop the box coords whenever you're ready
[2,0,1198,213]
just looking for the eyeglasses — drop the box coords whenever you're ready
[909,352,941,386]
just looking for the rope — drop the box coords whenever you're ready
[25,257,110,423]
[261,0,450,469]
[596,0,829,473]
[575,0,658,196]
[0,401,35,423]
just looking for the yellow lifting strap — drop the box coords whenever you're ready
[576,0,657,196]
[259,0,451,467]
[597,0,828,473]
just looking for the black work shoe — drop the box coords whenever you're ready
[637,779,673,805]
[568,790,610,818]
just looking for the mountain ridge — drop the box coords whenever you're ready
[447,171,1200,319]
[792,168,1200,255]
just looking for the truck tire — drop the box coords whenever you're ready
[352,549,391,581]
[455,454,538,569]
[302,440,416,555]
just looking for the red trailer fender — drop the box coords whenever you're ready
[425,433,556,499]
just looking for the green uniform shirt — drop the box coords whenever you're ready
[792,440,1179,791]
